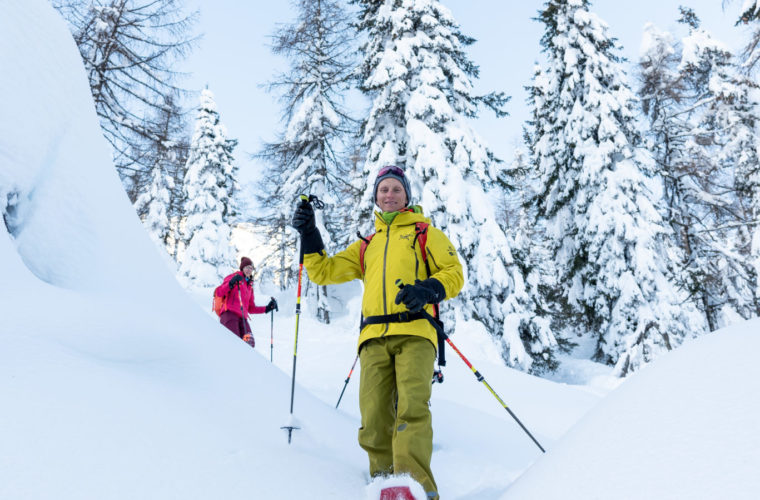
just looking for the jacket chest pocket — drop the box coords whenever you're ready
[365,229,426,282]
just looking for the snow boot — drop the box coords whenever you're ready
[243,333,255,348]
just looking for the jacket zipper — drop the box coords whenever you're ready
[381,221,391,335]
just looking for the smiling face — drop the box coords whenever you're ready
[243,264,253,278]
[376,177,408,212]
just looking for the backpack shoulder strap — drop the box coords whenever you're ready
[358,231,375,275]
[413,222,430,264]
[412,222,445,365]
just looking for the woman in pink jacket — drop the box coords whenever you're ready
[215,257,278,347]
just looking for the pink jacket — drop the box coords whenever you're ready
[215,271,266,318]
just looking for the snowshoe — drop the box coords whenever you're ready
[379,485,416,500]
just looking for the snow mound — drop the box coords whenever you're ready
[0,0,169,294]
[501,319,760,499]
[0,2,367,499]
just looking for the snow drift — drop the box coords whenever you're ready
[502,320,760,500]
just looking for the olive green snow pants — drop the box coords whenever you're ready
[358,335,438,499]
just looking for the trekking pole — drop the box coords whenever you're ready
[395,280,545,453]
[281,194,324,444]
[270,297,278,362]
[335,354,359,409]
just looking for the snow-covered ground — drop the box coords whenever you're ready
[2,1,759,499]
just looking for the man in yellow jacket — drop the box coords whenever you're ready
[292,166,464,499]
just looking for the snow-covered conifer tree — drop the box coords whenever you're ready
[639,11,760,329]
[135,163,173,254]
[528,0,704,375]
[178,89,238,287]
[353,0,560,372]
[731,1,760,314]
[503,150,567,373]
[134,95,188,260]
[731,118,760,320]
[680,11,760,324]
[256,0,358,322]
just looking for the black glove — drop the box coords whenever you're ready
[229,274,243,289]
[394,278,446,313]
[292,200,316,235]
[291,199,324,254]
[265,297,278,313]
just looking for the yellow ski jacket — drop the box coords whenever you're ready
[304,207,464,351]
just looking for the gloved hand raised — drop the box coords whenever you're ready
[394,278,446,313]
[291,198,324,254]
[229,274,244,289]
[265,297,278,313]
[291,200,316,235]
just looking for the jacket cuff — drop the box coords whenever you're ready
[302,227,324,254]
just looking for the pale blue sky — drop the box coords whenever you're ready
[181,1,751,183]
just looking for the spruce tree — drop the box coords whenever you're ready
[680,11,760,324]
[639,11,760,329]
[353,0,559,372]
[135,163,173,256]
[503,150,566,374]
[178,89,238,287]
[528,0,704,375]
[134,95,188,260]
[255,0,358,323]
[732,1,760,315]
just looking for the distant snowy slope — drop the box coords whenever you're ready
[501,320,760,500]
